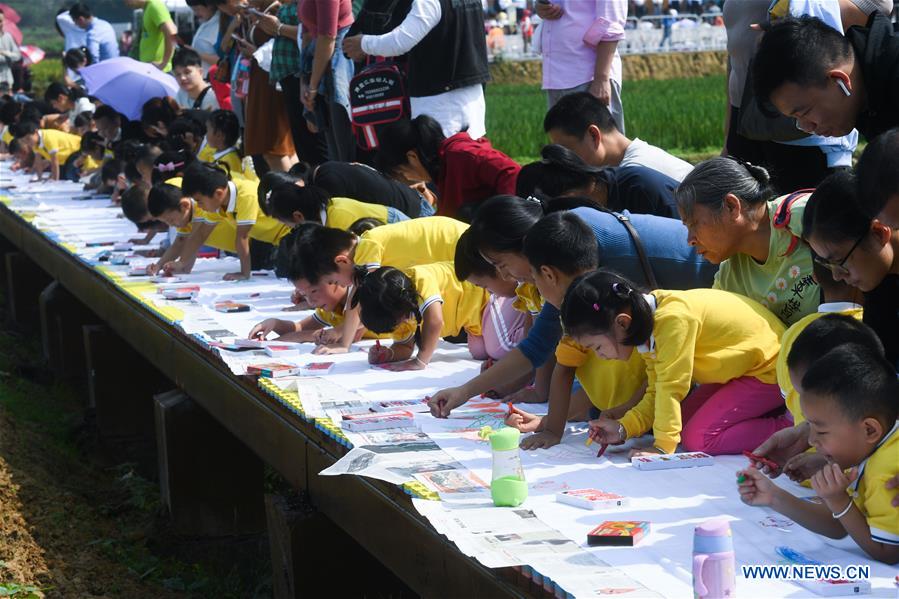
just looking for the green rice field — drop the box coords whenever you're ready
[485,75,727,165]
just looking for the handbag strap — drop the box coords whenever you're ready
[193,85,212,110]
[596,207,660,290]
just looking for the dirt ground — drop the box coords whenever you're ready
[0,327,272,598]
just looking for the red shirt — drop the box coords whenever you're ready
[298,0,354,38]
[436,132,521,218]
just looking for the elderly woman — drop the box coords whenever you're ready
[676,156,819,325]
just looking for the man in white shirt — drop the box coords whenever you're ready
[67,3,120,62]
[341,0,490,139]
[544,91,693,182]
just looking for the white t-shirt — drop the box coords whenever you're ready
[192,12,221,75]
[175,87,220,111]
[620,138,694,182]
[360,0,486,138]
[68,96,96,126]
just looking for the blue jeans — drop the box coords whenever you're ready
[386,207,409,224]
[418,193,436,217]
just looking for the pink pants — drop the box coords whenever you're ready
[469,295,528,362]
[680,377,792,456]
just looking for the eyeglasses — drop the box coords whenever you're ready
[811,233,866,276]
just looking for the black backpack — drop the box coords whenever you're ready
[347,0,413,151]
[349,60,409,151]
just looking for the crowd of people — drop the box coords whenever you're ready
[1,0,898,565]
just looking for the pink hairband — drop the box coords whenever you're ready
[155,161,184,173]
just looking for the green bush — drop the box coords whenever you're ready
[485,75,726,164]
[29,60,63,98]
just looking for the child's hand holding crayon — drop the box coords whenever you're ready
[586,418,626,445]
[505,403,542,432]
[367,340,394,364]
[737,467,780,507]
[751,424,811,477]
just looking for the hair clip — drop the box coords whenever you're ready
[612,282,629,296]
[525,195,542,205]
[155,161,183,173]
[264,189,273,203]
[592,303,600,311]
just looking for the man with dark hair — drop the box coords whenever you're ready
[856,127,899,228]
[543,92,692,182]
[752,13,899,140]
[171,47,218,111]
[60,3,119,63]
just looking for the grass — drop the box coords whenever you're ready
[0,325,272,598]
[28,62,63,99]
[485,75,726,164]
[29,60,724,164]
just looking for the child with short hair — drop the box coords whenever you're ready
[738,343,899,564]
[560,270,789,456]
[178,162,290,280]
[291,217,469,353]
[506,213,647,450]
[12,120,82,180]
[753,314,885,482]
[142,180,236,274]
[248,227,412,344]
[453,229,530,377]
[352,263,490,371]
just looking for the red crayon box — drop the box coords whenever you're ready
[587,521,650,546]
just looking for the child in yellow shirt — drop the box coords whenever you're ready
[247,226,415,344]
[260,179,409,231]
[739,343,899,564]
[353,263,489,371]
[777,264,864,426]
[204,109,256,181]
[179,163,290,280]
[498,212,647,450]
[13,120,81,180]
[290,218,468,353]
[145,181,237,274]
[752,315,885,483]
[562,270,788,456]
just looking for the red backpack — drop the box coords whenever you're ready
[348,59,409,150]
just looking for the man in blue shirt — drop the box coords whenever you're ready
[63,3,120,62]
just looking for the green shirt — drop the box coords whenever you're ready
[713,195,820,326]
[139,0,173,71]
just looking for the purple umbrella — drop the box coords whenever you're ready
[81,57,179,121]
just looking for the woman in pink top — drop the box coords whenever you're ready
[298,0,356,162]
[538,0,627,132]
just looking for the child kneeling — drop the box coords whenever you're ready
[738,344,899,564]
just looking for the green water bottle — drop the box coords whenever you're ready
[486,427,528,507]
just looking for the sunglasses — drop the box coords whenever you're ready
[810,232,866,276]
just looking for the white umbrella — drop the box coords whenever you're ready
[80,57,179,121]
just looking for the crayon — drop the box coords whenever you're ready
[737,473,746,483]
[596,443,608,458]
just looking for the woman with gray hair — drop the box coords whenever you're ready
[676,156,819,325]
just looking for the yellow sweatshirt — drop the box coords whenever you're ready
[776,303,863,425]
[619,289,786,453]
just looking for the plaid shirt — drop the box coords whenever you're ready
[269,3,301,83]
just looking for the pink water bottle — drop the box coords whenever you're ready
[693,519,736,599]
